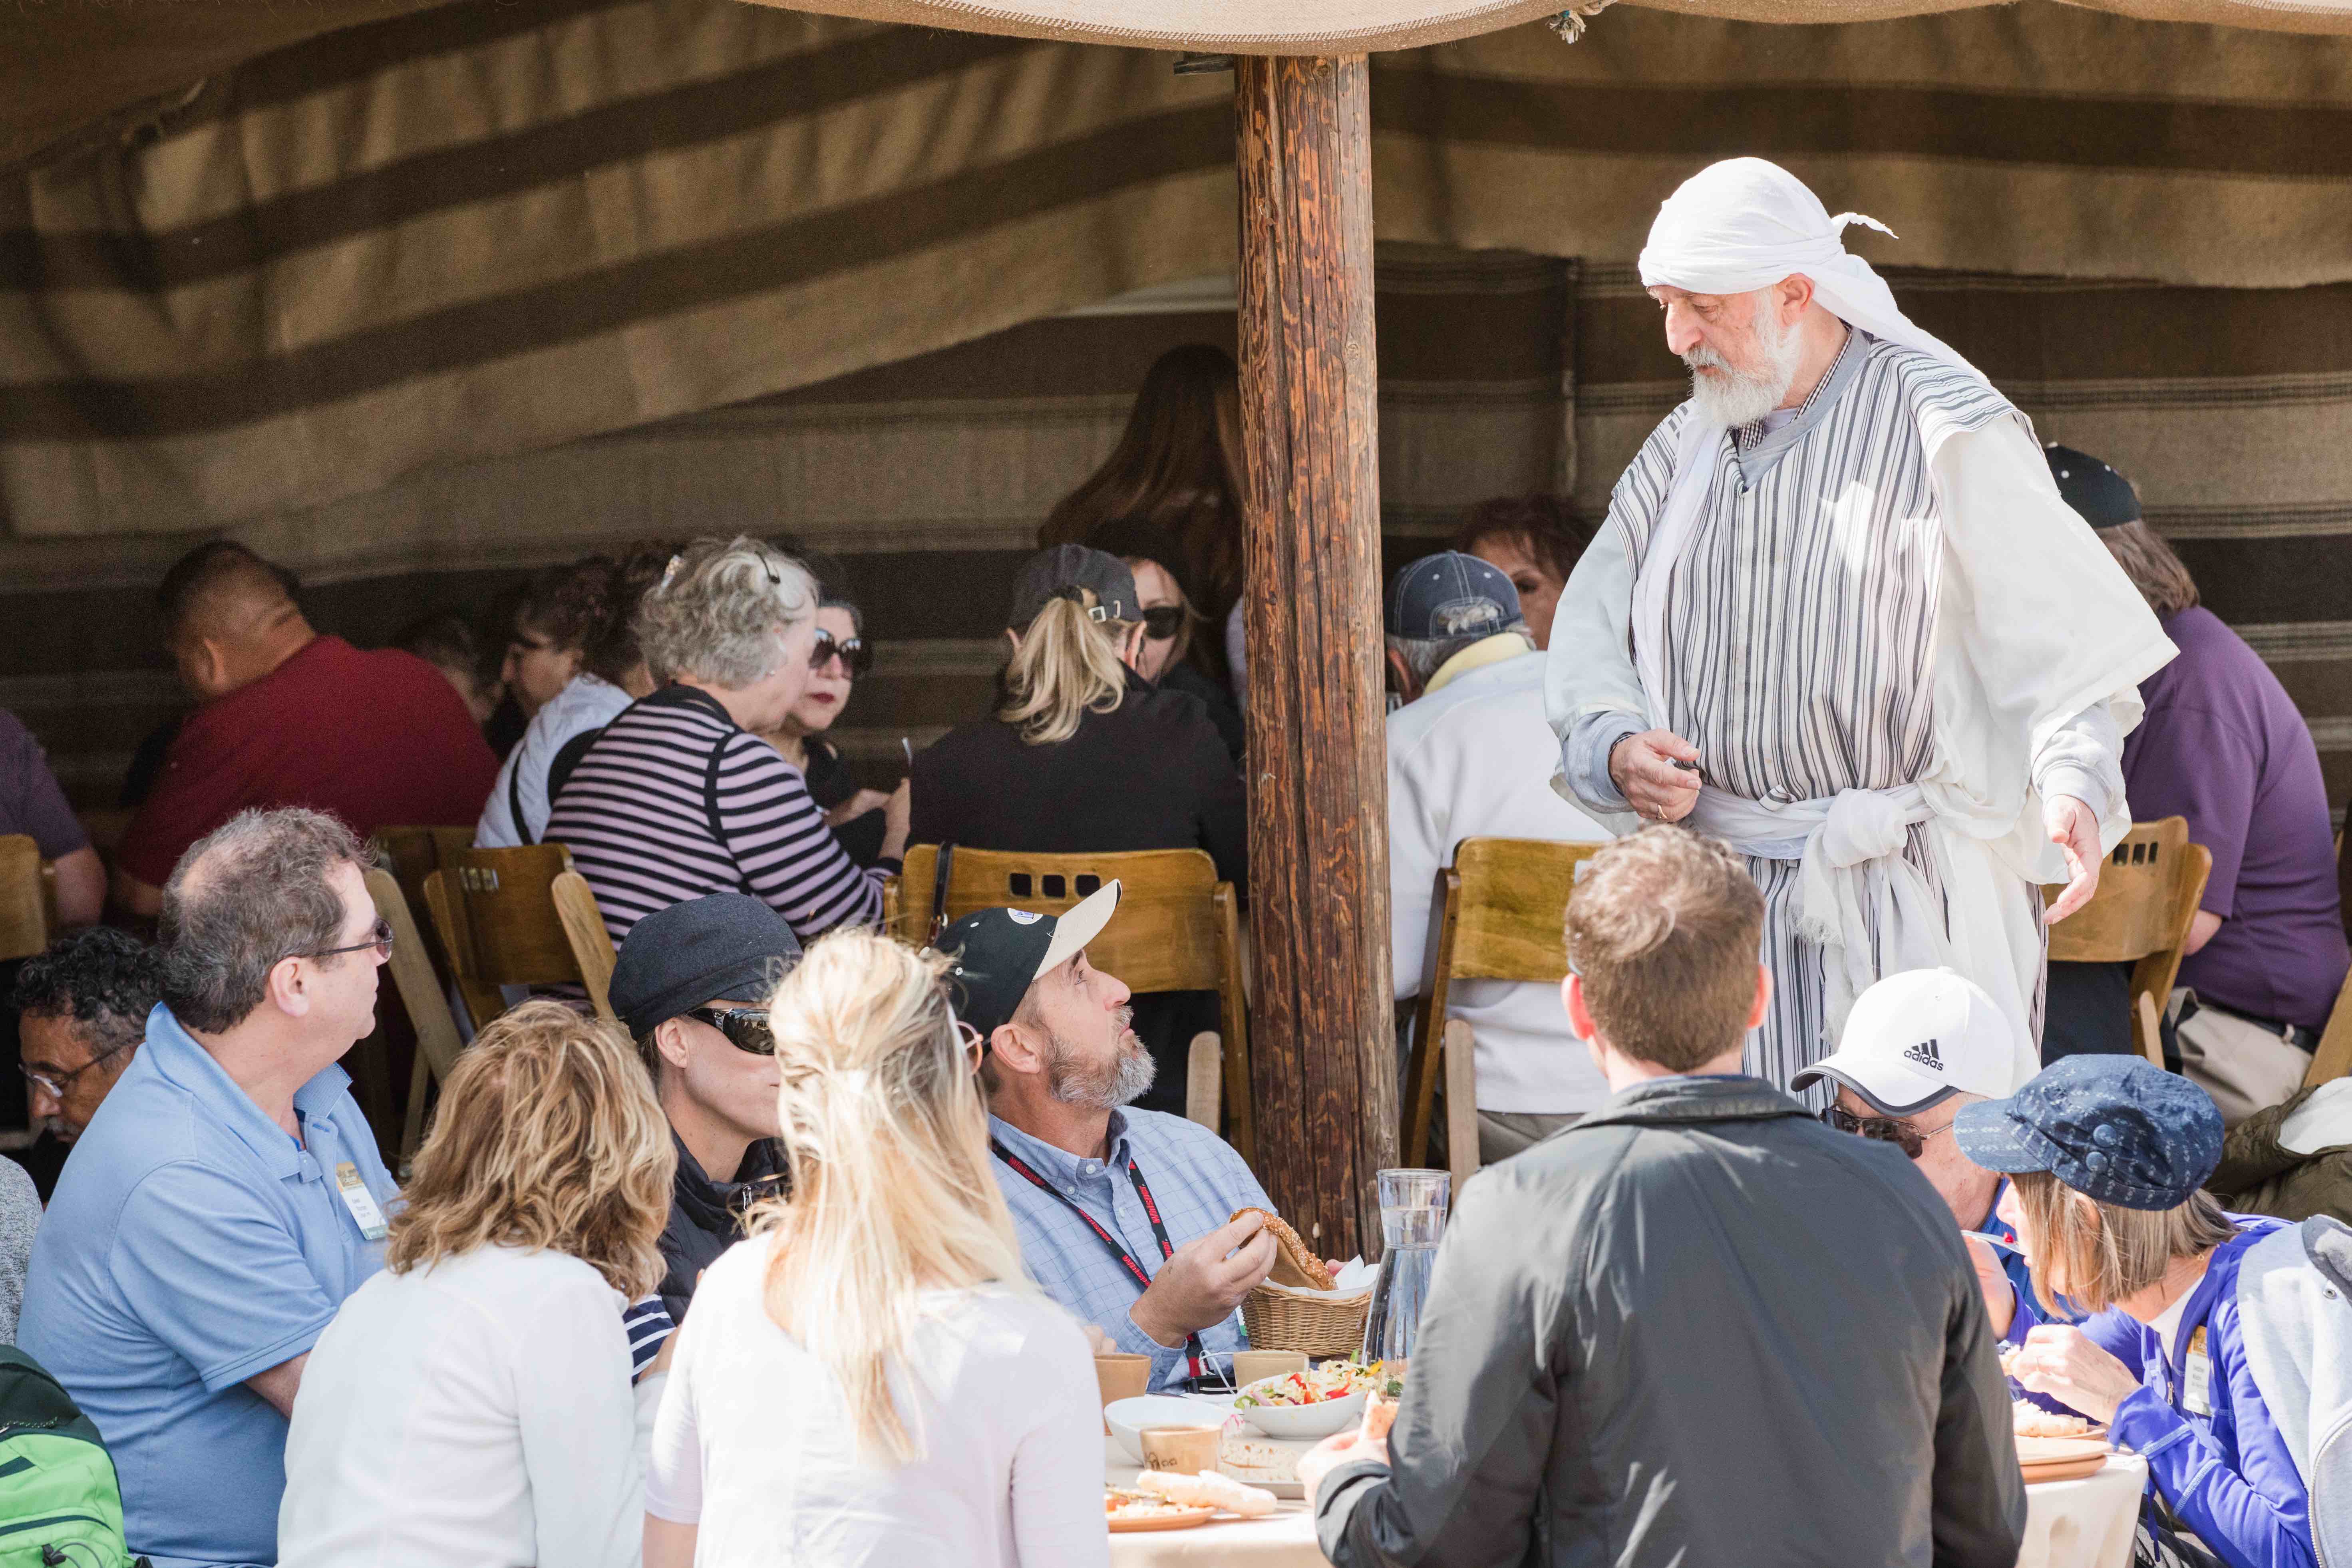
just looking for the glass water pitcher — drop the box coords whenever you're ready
[1360,1168,1449,1369]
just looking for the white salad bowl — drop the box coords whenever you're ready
[1233,1376,1367,1440]
[1105,1394,1233,1465]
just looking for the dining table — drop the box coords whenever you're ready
[1104,1439,2150,1568]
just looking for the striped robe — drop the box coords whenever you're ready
[1609,336,2032,1099]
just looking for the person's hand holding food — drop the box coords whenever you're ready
[2008,1324,2142,1424]
[1129,1211,1276,1349]
[1297,1427,1389,1498]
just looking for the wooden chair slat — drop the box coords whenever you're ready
[1403,838,1602,1169]
[2301,966,2352,1089]
[0,835,46,963]
[441,845,585,988]
[895,845,1253,1163]
[1185,1032,1221,1132]
[1441,1019,1479,1198]
[365,867,465,1161]
[552,871,619,1027]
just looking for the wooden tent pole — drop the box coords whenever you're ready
[1233,54,1396,1260]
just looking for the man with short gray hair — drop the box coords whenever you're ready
[21,806,401,1568]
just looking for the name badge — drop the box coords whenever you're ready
[2183,1325,2214,1418]
[335,1162,390,1242]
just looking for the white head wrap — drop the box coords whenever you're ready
[1637,157,1986,387]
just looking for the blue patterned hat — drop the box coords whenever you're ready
[1952,1055,2223,1211]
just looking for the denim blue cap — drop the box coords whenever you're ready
[1384,551,1521,640]
[1951,1054,2223,1211]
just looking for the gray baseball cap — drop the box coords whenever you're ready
[1006,545,1138,630]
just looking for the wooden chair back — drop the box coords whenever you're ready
[0,835,46,963]
[894,845,1253,1161]
[2043,817,2211,1065]
[373,827,477,970]
[2303,970,2352,1089]
[364,867,467,1160]
[1403,837,1604,1169]
[422,845,619,1028]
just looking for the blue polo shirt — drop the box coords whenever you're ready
[19,1004,398,1568]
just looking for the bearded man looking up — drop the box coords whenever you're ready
[1546,157,2175,1102]
[944,883,1319,1394]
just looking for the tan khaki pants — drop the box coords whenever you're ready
[2173,990,2312,1127]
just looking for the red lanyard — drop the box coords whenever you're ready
[991,1139,1207,1382]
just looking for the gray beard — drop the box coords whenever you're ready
[1046,1008,1154,1110]
[1684,300,1804,428]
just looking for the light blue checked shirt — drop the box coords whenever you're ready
[989,1108,1272,1392]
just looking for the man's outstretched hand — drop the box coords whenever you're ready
[1608,730,1703,823]
[2044,794,2103,922]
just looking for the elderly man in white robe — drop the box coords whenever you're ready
[1547,158,2175,1103]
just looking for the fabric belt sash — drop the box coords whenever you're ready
[1687,782,1954,1033]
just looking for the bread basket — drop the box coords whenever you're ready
[1241,1281,1371,1358]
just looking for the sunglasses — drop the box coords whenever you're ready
[686,1005,775,1055]
[810,631,873,678]
[1822,1104,1953,1161]
[1139,606,1186,640]
[303,917,395,964]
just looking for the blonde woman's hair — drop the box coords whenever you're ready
[751,928,1033,1464]
[996,590,1131,746]
[388,1000,674,1298]
[636,535,819,688]
[2011,1168,2237,1315]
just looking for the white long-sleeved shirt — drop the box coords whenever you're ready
[475,673,635,848]
[646,1234,1109,1568]
[277,1244,659,1568]
[1390,638,1612,1114]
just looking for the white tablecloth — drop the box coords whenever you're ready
[1106,1441,2149,1567]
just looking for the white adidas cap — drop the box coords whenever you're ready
[1791,968,2023,1115]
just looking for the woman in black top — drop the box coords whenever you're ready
[1084,517,1245,763]
[757,594,894,866]
[910,546,1245,1111]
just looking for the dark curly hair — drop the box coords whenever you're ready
[13,926,166,1060]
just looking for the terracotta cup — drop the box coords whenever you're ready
[1232,1349,1308,1388]
[1139,1424,1223,1476]
[1094,1353,1151,1429]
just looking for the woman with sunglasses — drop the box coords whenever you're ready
[757,594,899,866]
[1085,517,1244,762]
[643,927,1106,1568]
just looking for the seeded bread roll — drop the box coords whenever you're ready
[1231,1206,1334,1290]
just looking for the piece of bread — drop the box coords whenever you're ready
[1361,1392,1400,1443]
[1133,1469,1277,1518]
[1231,1206,1334,1290]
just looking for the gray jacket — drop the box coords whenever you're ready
[1316,1075,2026,1568]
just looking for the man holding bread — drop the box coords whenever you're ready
[940,883,1336,1393]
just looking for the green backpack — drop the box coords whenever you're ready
[0,1344,145,1568]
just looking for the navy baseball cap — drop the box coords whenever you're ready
[1006,545,1138,630]
[1952,1055,2223,1211]
[1385,551,1521,640]
[2044,443,2140,531]
[935,881,1122,1038]
[610,893,801,1039]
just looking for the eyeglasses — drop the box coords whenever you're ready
[1139,606,1186,641]
[1822,1104,1952,1161]
[302,917,395,964]
[20,1039,135,1101]
[686,1006,775,1056]
[810,631,873,678]
[955,1018,985,1068]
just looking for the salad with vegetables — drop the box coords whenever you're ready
[1234,1358,1402,1408]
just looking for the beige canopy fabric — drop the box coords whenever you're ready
[8,0,2352,175]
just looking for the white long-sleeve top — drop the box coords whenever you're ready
[278,1244,659,1568]
[1388,638,1612,1114]
[646,1234,1109,1568]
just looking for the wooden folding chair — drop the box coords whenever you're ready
[363,867,467,1160]
[1403,837,1604,1174]
[0,835,46,963]
[894,845,1254,1163]
[2043,817,2212,1069]
[422,845,619,1030]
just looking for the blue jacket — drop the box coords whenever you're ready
[2107,1217,2314,1568]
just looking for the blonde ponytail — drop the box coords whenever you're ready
[997,592,1130,745]
[751,930,1032,1465]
